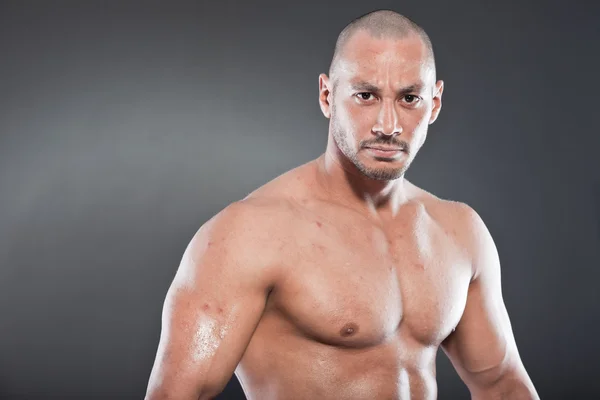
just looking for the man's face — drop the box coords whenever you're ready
[320,31,444,180]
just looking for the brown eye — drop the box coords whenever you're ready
[357,93,374,101]
[403,95,420,104]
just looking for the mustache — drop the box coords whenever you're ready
[360,138,410,153]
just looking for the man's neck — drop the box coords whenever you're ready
[314,145,412,218]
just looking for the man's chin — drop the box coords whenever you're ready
[355,157,408,180]
[358,165,406,181]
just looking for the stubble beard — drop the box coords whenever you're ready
[330,117,410,181]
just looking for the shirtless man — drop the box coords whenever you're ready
[145,10,539,400]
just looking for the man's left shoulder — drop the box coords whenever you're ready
[420,198,497,282]
[420,195,491,249]
[419,193,477,227]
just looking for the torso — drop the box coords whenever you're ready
[233,159,474,400]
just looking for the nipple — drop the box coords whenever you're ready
[340,322,359,337]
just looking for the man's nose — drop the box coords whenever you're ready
[373,99,402,136]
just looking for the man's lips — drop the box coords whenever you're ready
[364,146,404,152]
[363,146,406,159]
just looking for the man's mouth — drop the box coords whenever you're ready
[364,146,406,158]
[365,146,404,152]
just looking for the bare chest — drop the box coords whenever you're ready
[271,205,472,348]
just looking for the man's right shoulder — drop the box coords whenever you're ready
[198,197,297,246]
[178,198,294,284]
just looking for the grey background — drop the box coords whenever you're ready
[0,0,599,399]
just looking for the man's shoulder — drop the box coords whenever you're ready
[188,198,297,276]
[207,197,298,238]
[203,160,319,244]
[415,189,486,245]
[423,196,478,225]
[418,193,494,272]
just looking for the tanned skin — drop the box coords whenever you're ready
[145,24,539,400]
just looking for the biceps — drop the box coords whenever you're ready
[148,279,267,399]
[154,283,266,391]
[147,230,272,398]
[146,204,277,398]
[442,278,515,379]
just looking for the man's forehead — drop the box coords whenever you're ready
[341,30,429,61]
[334,30,433,83]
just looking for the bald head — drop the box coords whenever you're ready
[328,10,435,81]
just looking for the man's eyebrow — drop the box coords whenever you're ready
[350,82,380,92]
[349,81,426,93]
[398,83,425,93]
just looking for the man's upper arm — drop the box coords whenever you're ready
[441,205,538,398]
[145,202,279,400]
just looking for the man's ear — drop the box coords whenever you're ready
[429,80,444,125]
[318,73,332,119]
